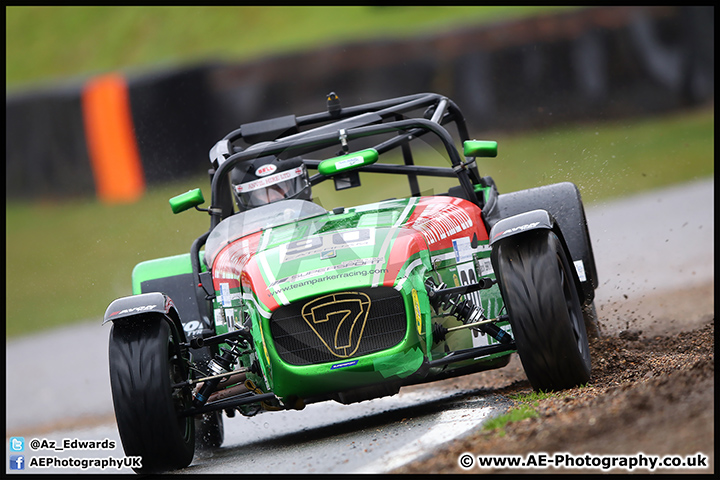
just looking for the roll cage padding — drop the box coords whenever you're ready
[240,114,299,144]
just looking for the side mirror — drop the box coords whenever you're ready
[169,188,204,214]
[463,140,497,158]
[318,148,379,176]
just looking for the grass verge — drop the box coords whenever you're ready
[483,389,576,435]
[6,6,579,89]
[483,405,540,437]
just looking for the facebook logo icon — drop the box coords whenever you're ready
[10,455,25,470]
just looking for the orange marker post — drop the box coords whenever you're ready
[82,74,145,203]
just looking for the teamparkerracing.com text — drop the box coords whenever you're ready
[8,436,141,472]
[458,451,709,472]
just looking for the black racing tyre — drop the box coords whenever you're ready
[492,230,591,391]
[109,319,195,473]
[195,411,224,449]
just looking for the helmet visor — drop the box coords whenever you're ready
[233,165,309,209]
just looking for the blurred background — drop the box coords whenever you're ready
[5,6,714,338]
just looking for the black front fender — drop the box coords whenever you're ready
[488,209,553,245]
[483,182,598,305]
[489,210,585,308]
[103,292,187,344]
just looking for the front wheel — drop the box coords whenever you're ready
[109,319,195,473]
[492,230,591,391]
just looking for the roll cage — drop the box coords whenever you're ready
[189,92,498,291]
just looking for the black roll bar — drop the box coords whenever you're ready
[209,117,476,228]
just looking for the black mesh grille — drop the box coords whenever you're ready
[270,287,407,366]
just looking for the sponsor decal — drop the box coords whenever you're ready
[455,261,485,347]
[301,292,371,358]
[220,282,232,308]
[574,259,587,282]
[110,304,156,317]
[269,266,389,295]
[336,155,365,170]
[214,308,227,328]
[476,257,494,276]
[259,318,271,366]
[452,236,473,263]
[224,307,236,328]
[412,288,423,335]
[183,320,202,334]
[494,221,540,239]
[234,166,303,194]
[269,257,385,289]
[281,228,373,262]
[320,249,337,260]
[331,359,359,370]
[255,164,277,177]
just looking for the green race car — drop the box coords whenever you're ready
[104,92,599,473]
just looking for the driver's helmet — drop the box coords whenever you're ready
[230,155,311,211]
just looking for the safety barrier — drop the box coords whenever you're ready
[5,6,713,203]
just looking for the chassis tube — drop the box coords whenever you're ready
[210,118,477,227]
[429,343,516,368]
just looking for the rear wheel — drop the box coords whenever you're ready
[492,230,591,391]
[109,319,195,473]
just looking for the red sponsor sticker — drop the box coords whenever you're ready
[255,164,277,177]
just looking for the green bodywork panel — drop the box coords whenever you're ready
[132,252,206,295]
[204,196,514,401]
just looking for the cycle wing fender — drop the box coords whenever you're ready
[489,209,585,299]
[103,291,188,344]
[488,209,554,245]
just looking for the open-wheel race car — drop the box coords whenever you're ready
[104,92,599,473]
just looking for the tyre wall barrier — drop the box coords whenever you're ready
[6,64,223,203]
[5,6,713,203]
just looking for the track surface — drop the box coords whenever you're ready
[5,178,713,474]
